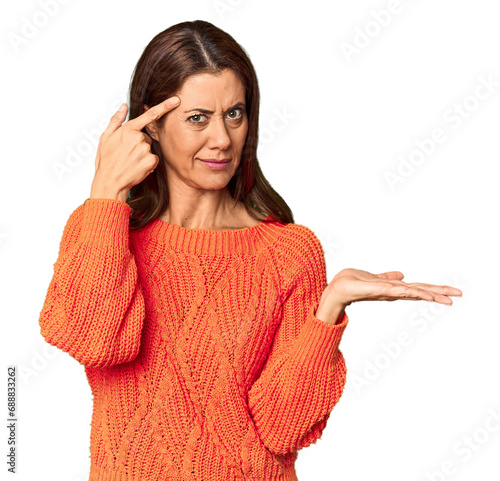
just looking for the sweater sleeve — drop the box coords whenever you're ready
[38,198,146,368]
[247,225,349,455]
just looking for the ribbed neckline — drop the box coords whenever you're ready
[144,214,285,255]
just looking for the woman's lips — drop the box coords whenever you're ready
[198,159,231,169]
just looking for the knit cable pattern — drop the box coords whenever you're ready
[38,198,349,481]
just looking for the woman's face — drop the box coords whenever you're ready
[149,68,248,192]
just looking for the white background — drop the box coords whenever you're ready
[2,0,499,480]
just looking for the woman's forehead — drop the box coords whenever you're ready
[177,69,246,109]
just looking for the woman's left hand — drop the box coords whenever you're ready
[315,268,463,325]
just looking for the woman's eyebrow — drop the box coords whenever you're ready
[183,101,246,114]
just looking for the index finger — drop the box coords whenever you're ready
[127,96,181,131]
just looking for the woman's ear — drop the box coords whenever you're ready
[143,104,159,139]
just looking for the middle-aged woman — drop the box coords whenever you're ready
[38,19,462,481]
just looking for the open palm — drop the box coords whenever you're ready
[327,268,462,308]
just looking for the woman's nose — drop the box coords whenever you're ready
[206,118,231,150]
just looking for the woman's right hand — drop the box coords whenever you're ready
[90,96,181,202]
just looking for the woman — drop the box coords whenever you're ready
[38,20,461,481]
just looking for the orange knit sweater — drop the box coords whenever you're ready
[38,198,349,481]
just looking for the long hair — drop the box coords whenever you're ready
[126,20,294,231]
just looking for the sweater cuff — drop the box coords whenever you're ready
[291,300,349,370]
[80,198,132,247]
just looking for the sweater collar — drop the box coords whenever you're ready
[142,215,284,255]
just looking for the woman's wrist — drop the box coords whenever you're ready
[90,183,128,203]
[315,290,347,325]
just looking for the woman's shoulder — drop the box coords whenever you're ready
[264,218,325,264]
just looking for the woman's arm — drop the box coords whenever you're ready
[38,198,146,368]
[247,226,349,455]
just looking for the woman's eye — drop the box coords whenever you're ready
[227,108,243,120]
[188,114,207,123]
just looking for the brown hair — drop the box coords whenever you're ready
[126,20,294,231]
